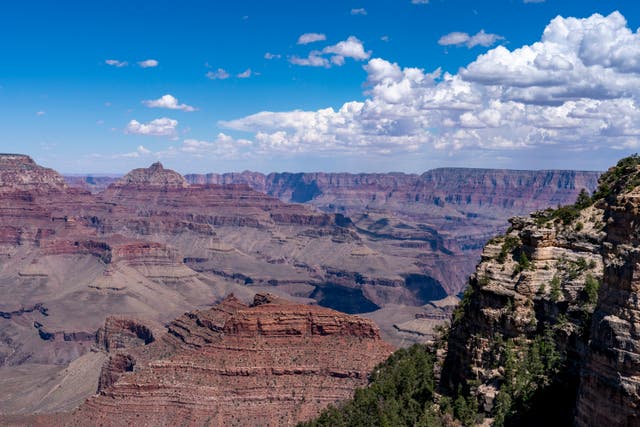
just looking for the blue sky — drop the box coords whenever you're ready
[1,0,640,174]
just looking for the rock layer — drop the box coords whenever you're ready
[69,294,394,426]
[441,202,605,423]
[183,169,600,295]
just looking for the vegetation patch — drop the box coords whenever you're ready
[497,235,520,264]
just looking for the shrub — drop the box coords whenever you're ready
[497,236,520,264]
[550,276,562,302]
[583,274,600,305]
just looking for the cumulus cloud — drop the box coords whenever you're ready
[142,94,196,112]
[264,52,281,59]
[439,30,504,48]
[113,134,251,161]
[290,36,371,68]
[36,111,45,116]
[350,8,367,15]
[412,0,429,3]
[138,59,159,68]
[219,12,640,159]
[180,133,252,158]
[206,68,230,80]
[105,59,127,67]
[237,69,252,78]
[297,33,326,45]
[125,117,178,137]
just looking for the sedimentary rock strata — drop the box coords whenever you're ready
[575,170,640,426]
[441,201,605,423]
[69,294,394,426]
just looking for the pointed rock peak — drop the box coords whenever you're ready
[115,162,188,188]
[149,161,164,171]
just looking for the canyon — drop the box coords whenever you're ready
[66,168,600,345]
[0,153,604,424]
[300,156,640,426]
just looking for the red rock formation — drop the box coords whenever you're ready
[184,169,600,220]
[95,316,156,353]
[184,168,601,295]
[67,294,394,426]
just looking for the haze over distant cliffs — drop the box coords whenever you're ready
[64,166,600,346]
[67,168,601,293]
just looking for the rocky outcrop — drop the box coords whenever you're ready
[0,154,67,192]
[441,200,605,424]
[67,294,394,426]
[95,316,156,353]
[438,156,640,426]
[112,162,188,188]
[574,161,640,426]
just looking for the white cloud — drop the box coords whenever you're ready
[206,68,230,80]
[523,0,545,3]
[297,33,326,45]
[138,59,159,68]
[351,8,367,15]
[237,69,252,78]
[219,12,640,159]
[439,30,504,48]
[290,51,330,67]
[105,59,127,67]
[180,133,252,158]
[142,94,196,112]
[36,111,45,116]
[96,145,153,160]
[125,117,178,137]
[324,36,371,61]
[264,52,281,59]
[412,0,429,3]
[290,36,371,68]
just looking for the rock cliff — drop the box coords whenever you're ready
[184,169,600,295]
[66,294,394,426]
[0,154,67,192]
[439,156,640,426]
[574,158,640,426]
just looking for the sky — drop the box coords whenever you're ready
[1,0,640,174]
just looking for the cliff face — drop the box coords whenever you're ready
[68,294,394,427]
[184,169,600,225]
[441,200,604,424]
[183,169,600,295]
[574,163,640,426]
[66,168,600,299]
[440,156,640,426]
